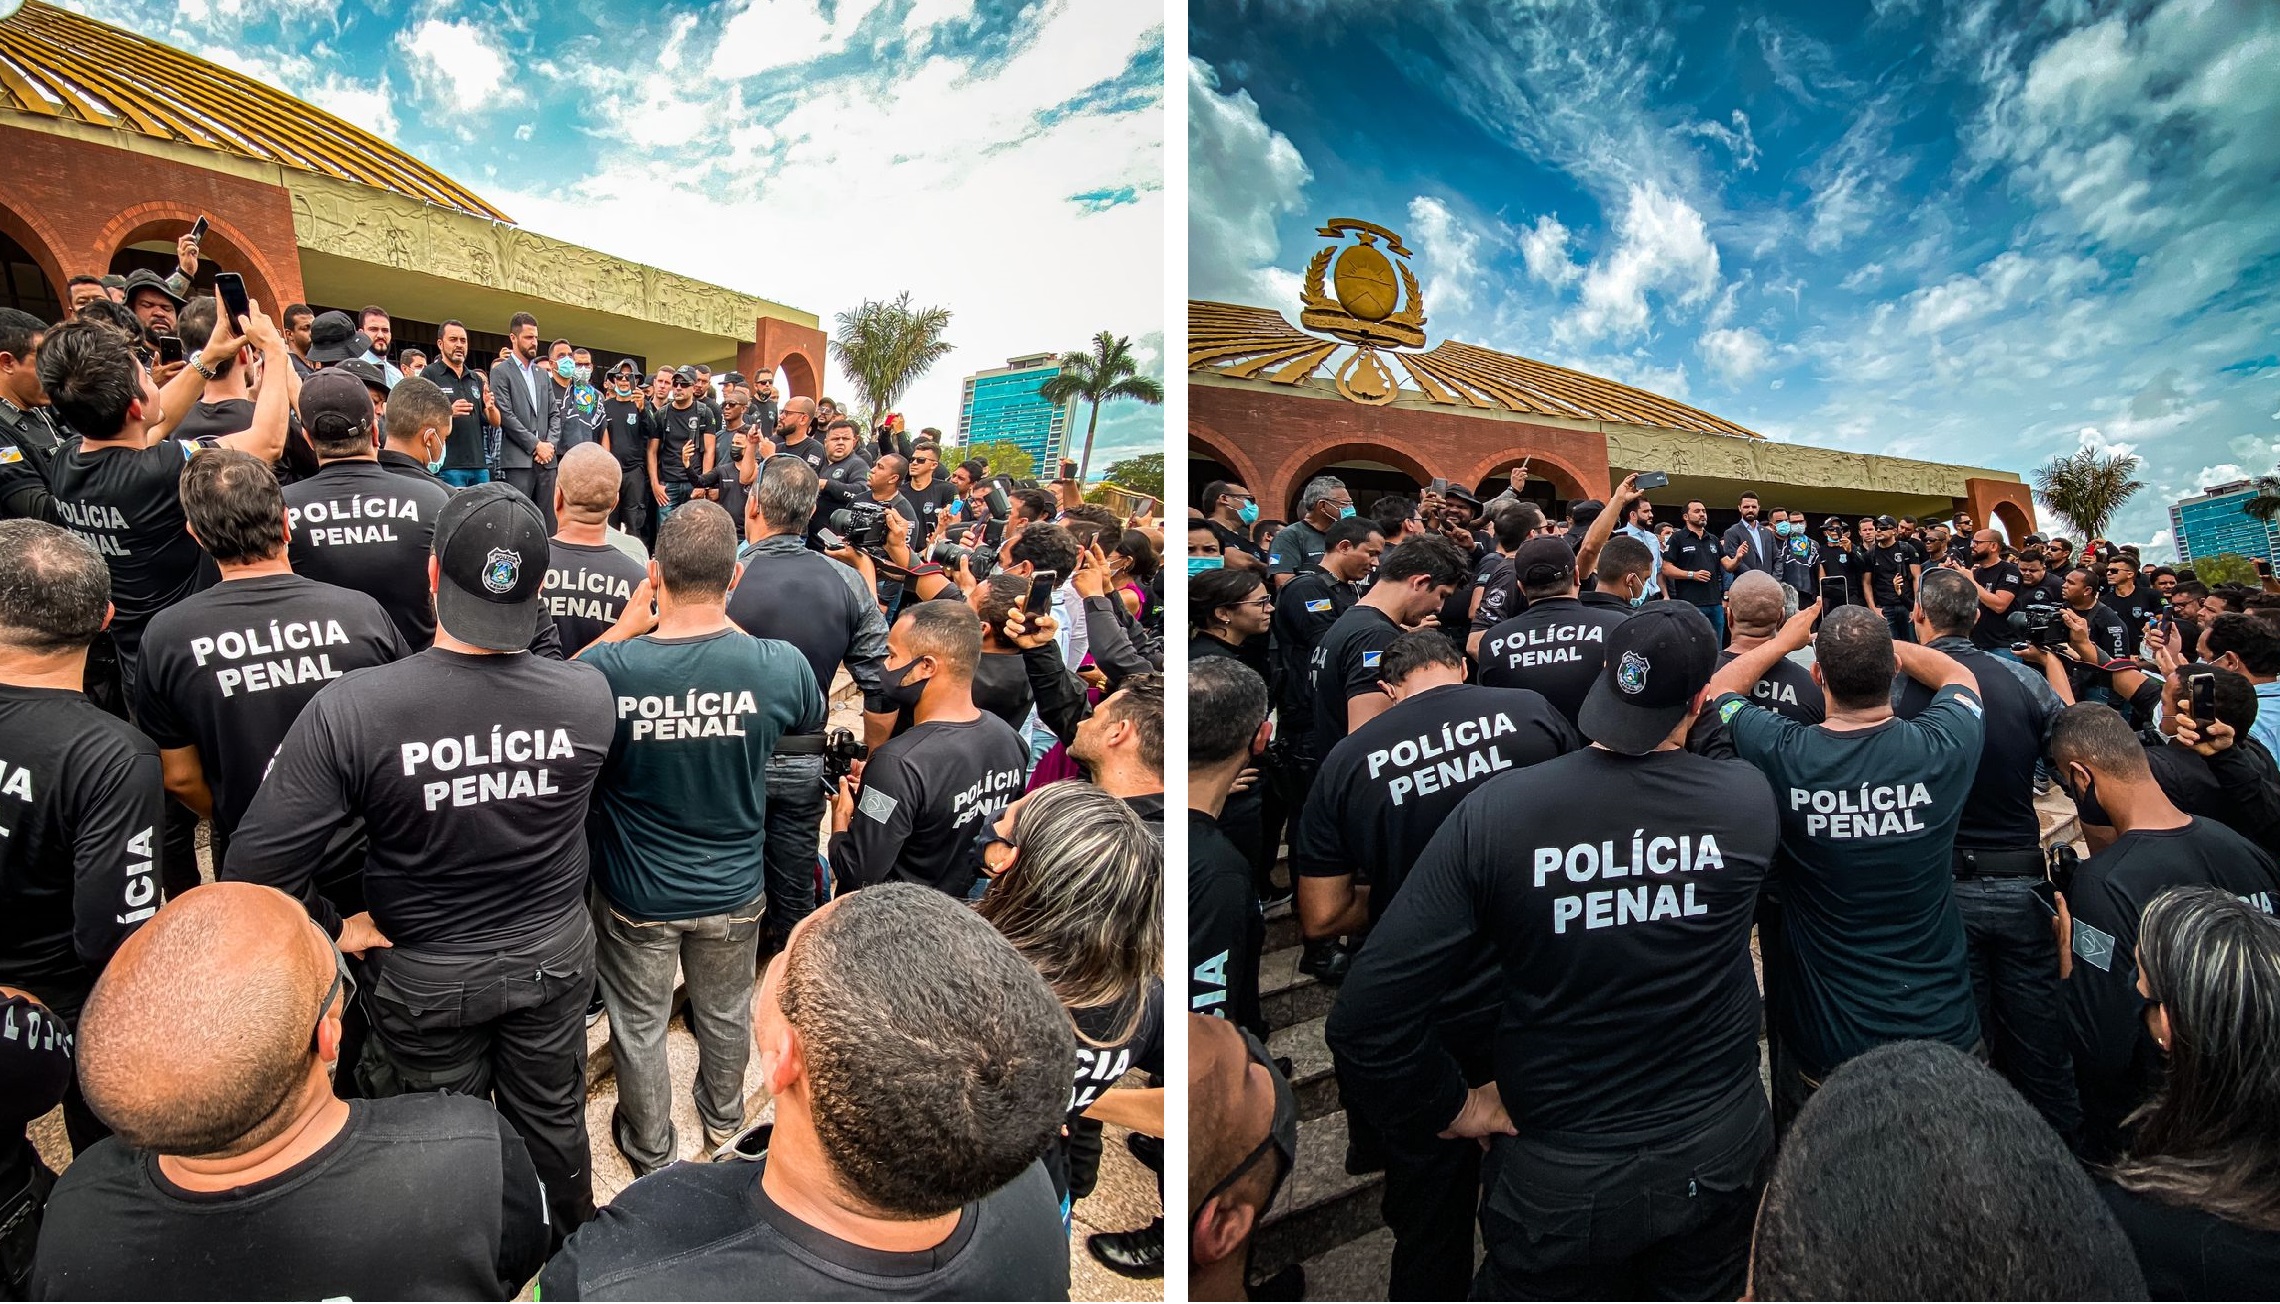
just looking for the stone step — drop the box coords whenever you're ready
[1265,904,1303,953]
[1260,944,1335,1032]
[1252,1111,1386,1277]
[1301,1225,1396,1301]
[1267,1014,1341,1122]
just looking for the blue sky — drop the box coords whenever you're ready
[1191,0,2280,555]
[55,0,1165,463]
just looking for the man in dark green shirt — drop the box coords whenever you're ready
[579,501,823,1176]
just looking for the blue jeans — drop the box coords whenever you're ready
[439,468,489,489]
[1695,604,1726,641]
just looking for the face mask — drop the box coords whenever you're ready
[877,655,931,710]
[1628,587,1648,608]
[1237,500,1259,526]
[554,357,576,379]
[1188,555,1224,576]
[424,431,445,475]
[1192,1028,1298,1233]
[1337,504,1356,519]
[573,365,592,384]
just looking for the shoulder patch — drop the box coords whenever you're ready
[1719,697,1745,725]
[1305,598,1332,613]
[1360,649,1382,669]
[2072,918,2116,973]
[858,786,900,825]
[0,445,20,464]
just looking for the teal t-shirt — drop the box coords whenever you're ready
[582,629,825,920]
[1714,682,1985,1077]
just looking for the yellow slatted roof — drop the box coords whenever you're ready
[0,1,509,222]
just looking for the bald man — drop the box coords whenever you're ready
[32,883,549,1300]
[770,395,827,477]
[544,444,650,657]
[1714,572,1826,727]
[1190,1013,1296,1302]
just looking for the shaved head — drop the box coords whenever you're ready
[1726,571,1786,638]
[556,443,621,517]
[77,884,333,1156]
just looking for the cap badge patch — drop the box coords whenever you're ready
[482,548,521,594]
[1616,650,1650,696]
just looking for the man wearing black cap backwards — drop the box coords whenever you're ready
[1329,603,1779,1300]
[223,482,616,1241]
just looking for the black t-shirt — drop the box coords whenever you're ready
[1716,684,1985,1077]
[2019,573,2065,620]
[1866,542,1918,609]
[1207,519,1260,563]
[48,439,218,673]
[419,362,491,471]
[1971,560,2025,649]
[0,685,163,1008]
[2101,1182,2280,1302]
[1294,683,1577,927]
[284,460,452,652]
[1664,526,1723,606]
[1327,747,1778,1141]
[725,541,890,717]
[1475,595,1629,726]
[1469,552,1520,634]
[776,433,830,476]
[1306,604,1403,760]
[2064,819,2280,1159]
[2105,583,2159,654]
[1272,569,1357,729]
[652,403,719,486]
[220,648,615,948]
[133,575,407,837]
[2074,600,2132,663]
[1189,809,1264,1038]
[543,540,649,657]
[1818,540,1864,604]
[601,398,647,472]
[828,715,1027,898]
[33,1094,549,1302]
[0,990,70,1198]
[1897,644,2048,851]
[538,1154,1068,1301]
[902,476,957,538]
[1685,649,1825,755]
[1267,519,1329,577]
[1047,982,1165,1197]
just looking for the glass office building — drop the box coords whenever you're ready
[2170,480,2280,566]
[956,353,1075,471]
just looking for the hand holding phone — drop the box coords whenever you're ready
[213,273,251,330]
[1634,471,1670,491]
[1023,569,1059,619]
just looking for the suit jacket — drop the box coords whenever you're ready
[1721,521,1778,578]
[489,355,553,469]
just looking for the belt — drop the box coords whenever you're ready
[1952,846,2046,880]
[775,733,826,755]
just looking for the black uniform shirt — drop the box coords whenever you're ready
[1189,809,1264,1037]
[1686,649,1826,755]
[284,460,452,652]
[651,403,717,486]
[133,574,407,837]
[221,648,614,947]
[2074,600,2132,663]
[2019,574,2065,624]
[2101,1182,2280,1302]
[827,715,1027,898]
[1326,747,1778,1141]
[775,432,829,476]
[1306,604,1402,760]
[2063,819,2279,1159]
[1267,519,1329,578]
[1970,559,2025,649]
[902,476,957,538]
[0,398,65,524]
[1468,552,1521,635]
[1817,539,1863,604]
[601,398,647,473]
[1047,982,1165,1199]
[48,439,217,674]
[0,685,163,1005]
[1272,569,1357,736]
[1664,526,1723,606]
[1295,683,1577,926]
[1475,595,1629,726]
[725,537,891,716]
[1866,542,1918,609]
[543,540,648,658]
[1896,640,2050,851]
[418,361,490,471]
[2104,584,2159,654]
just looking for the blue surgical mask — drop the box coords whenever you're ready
[424,431,445,475]
[1338,504,1356,519]
[1188,555,1225,576]
[1237,500,1259,526]
[555,357,576,379]
[1629,589,1648,609]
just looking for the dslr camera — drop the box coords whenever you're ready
[2008,607,2067,649]
[828,500,891,553]
[928,538,998,582]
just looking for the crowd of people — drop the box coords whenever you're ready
[0,225,1168,1299]
[1186,471,2280,1300]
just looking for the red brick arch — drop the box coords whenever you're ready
[1462,448,1602,503]
[1279,436,1438,513]
[94,203,296,317]
[0,200,72,307]
[1187,423,1265,501]
[775,348,820,400]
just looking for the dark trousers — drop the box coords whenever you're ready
[763,753,828,951]
[611,469,654,549]
[1776,1036,1989,1135]
[359,909,597,1243]
[1955,875,2082,1148]
[501,466,558,533]
[1881,604,1917,644]
[1365,997,1495,1300]
[1474,1093,1770,1301]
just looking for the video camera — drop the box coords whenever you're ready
[829,500,892,553]
[2008,607,2068,649]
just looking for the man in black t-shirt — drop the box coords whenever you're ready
[1665,499,1726,634]
[2056,566,2132,705]
[1478,535,1631,725]
[1950,529,2024,649]
[647,368,718,523]
[34,883,550,1301]
[1306,535,1468,761]
[2047,705,2280,1161]
[2098,556,2159,654]
[1464,501,1543,652]
[285,370,453,655]
[598,364,653,545]
[1271,517,1384,765]
[0,522,164,1153]
[1189,656,1269,1039]
[1330,605,1779,1300]
[419,321,494,489]
[1862,515,1921,644]
[542,445,648,657]
[0,310,67,527]
[541,886,1073,1302]
[1686,574,1825,756]
[902,439,958,539]
[828,602,1026,897]
[2016,550,2064,624]
[223,484,615,1239]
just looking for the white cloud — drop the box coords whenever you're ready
[1699,327,1775,384]
[1520,214,1580,288]
[1404,195,1489,317]
[400,18,520,114]
[712,0,891,77]
[1188,58,1312,307]
[902,0,978,37]
[1684,109,1760,170]
[1560,182,1722,343]
[307,74,399,141]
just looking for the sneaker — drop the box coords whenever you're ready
[1085,1218,1164,1280]
[1258,884,1294,912]
[1299,938,1350,985]
[585,994,607,1028]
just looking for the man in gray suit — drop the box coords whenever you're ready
[1720,490,1778,584]
[491,311,559,530]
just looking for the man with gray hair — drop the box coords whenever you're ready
[1268,474,1355,587]
[1896,566,2081,1145]
[725,455,895,953]
[0,520,165,1152]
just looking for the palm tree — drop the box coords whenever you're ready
[1039,331,1165,483]
[2242,472,2280,523]
[2032,446,2144,542]
[830,293,953,431]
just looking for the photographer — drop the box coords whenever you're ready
[828,602,1027,898]
[853,453,920,611]
[724,456,895,948]
[578,502,823,1177]
[2055,566,2134,707]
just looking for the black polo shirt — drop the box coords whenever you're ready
[1663,526,1723,606]
[1970,559,2024,648]
[48,438,219,685]
[1272,569,1357,738]
[284,460,452,652]
[418,361,490,472]
[1475,595,1628,726]
[1306,604,1402,760]
[1866,542,1918,610]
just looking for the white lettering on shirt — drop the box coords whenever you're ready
[1364,712,1522,805]
[1529,831,1727,934]
[398,728,578,810]
[616,690,759,741]
[187,619,355,697]
[1787,783,1935,838]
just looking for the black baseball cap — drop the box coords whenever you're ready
[332,358,389,397]
[1874,514,1899,529]
[1514,536,1574,588]
[299,370,376,445]
[306,310,372,364]
[1577,604,1720,755]
[674,365,699,383]
[433,483,549,652]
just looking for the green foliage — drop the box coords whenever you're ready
[829,293,953,430]
[2192,553,2261,587]
[2032,447,2144,543]
[2243,475,2280,524]
[1095,451,1164,499]
[1037,331,1165,483]
[957,439,1035,480]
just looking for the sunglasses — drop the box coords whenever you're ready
[672,379,692,389]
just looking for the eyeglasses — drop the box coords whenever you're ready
[1232,595,1273,611]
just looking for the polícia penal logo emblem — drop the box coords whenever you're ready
[482,548,521,594]
[1616,650,1650,696]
